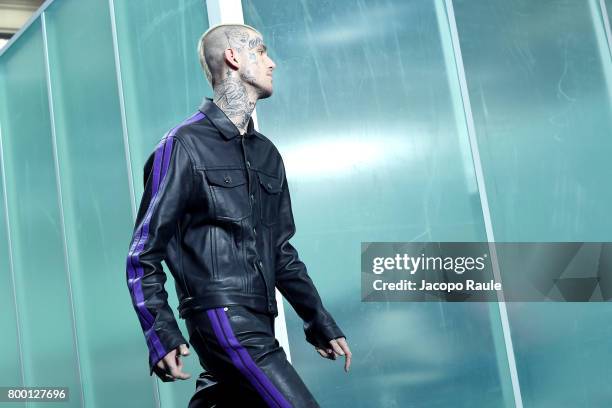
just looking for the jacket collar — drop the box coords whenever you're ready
[199,97,257,140]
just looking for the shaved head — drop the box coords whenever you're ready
[198,23,262,87]
[196,23,276,134]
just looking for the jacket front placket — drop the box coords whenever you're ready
[238,134,275,314]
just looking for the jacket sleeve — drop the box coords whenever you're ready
[126,136,194,378]
[273,159,345,349]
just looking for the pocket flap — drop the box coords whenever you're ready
[204,169,247,188]
[257,172,283,193]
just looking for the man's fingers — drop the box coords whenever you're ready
[173,369,191,380]
[179,344,190,356]
[168,362,191,380]
[155,359,175,382]
[165,355,179,375]
[336,338,352,373]
[329,339,344,356]
[326,337,352,373]
[316,338,353,372]
[157,349,176,369]
[172,345,191,379]
[343,350,352,372]
[336,338,351,356]
[176,344,191,372]
[157,347,191,381]
[169,366,182,379]
[316,348,335,360]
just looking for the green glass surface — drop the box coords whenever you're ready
[243,0,513,406]
[1,1,609,406]
[112,0,211,405]
[112,0,211,187]
[455,0,612,405]
[0,94,22,398]
[0,20,81,405]
[43,0,157,406]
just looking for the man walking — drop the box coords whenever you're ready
[126,23,351,407]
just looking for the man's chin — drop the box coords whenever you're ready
[257,86,273,100]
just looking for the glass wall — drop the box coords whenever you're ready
[1,0,612,406]
[454,0,612,406]
[0,1,210,407]
[43,0,156,406]
[0,112,22,396]
[0,20,82,407]
[111,1,210,406]
[243,0,514,406]
[112,0,211,188]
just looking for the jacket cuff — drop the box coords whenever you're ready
[304,320,345,349]
[148,332,189,379]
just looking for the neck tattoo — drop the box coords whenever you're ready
[213,71,256,134]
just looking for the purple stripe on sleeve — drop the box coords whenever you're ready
[160,136,174,182]
[151,139,164,199]
[207,308,292,408]
[126,111,205,364]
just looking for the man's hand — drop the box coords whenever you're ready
[156,344,191,381]
[316,337,352,372]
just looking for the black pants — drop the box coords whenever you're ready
[185,305,320,407]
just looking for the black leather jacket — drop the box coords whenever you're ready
[126,98,344,375]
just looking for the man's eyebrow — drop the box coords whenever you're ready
[260,44,267,52]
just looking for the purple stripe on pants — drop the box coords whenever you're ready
[207,308,292,408]
[126,111,205,364]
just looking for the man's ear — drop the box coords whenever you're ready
[224,48,240,70]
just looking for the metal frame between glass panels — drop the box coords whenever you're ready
[106,0,161,406]
[108,0,137,220]
[440,1,524,406]
[599,0,612,57]
[40,10,85,408]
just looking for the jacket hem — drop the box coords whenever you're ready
[178,292,277,319]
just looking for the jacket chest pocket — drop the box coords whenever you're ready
[203,169,250,221]
[257,172,283,226]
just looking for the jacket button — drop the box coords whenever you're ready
[224,175,232,184]
[253,227,257,236]
[258,260,264,268]
[267,182,272,189]
[246,160,251,168]
[250,194,255,202]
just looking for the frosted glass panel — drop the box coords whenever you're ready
[43,0,157,406]
[112,0,211,187]
[1,1,609,407]
[0,19,81,406]
[112,0,211,406]
[0,111,21,390]
[455,0,612,405]
[243,0,513,406]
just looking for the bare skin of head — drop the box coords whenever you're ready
[202,26,276,135]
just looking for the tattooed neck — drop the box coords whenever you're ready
[213,70,256,135]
